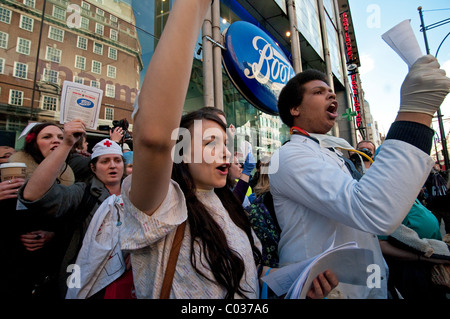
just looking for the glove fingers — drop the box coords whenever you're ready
[412,54,438,68]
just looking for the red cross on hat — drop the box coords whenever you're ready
[104,140,112,147]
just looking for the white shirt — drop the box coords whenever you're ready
[120,176,261,299]
[269,134,434,298]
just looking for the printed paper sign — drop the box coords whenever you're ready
[60,81,103,130]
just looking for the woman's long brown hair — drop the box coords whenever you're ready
[171,107,261,299]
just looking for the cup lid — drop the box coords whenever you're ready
[0,162,27,168]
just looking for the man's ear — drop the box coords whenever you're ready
[90,163,96,173]
[290,105,300,117]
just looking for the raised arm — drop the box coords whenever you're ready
[22,120,85,201]
[394,55,450,127]
[129,0,212,213]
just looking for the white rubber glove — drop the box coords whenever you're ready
[399,55,450,116]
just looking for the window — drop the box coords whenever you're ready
[42,96,58,111]
[81,1,90,10]
[53,6,66,21]
[14,62,28,79]
[16,38,31,55]
[105,84,115,98]
[20,15,34,32]
[48,26,64,42]
[43,69,59,84]
[0,8,11,24]
[91,60,102,74]
[75,55,86,70]
[110,15,118,28]
[0,58,5,74]
[74,76,84,84]
[0,31,8,49]
[110,29,118,41]
[81,17,89,30]
[91,80,100,88]
[107,65,116,78]
[77,36,88,50]
[96,8,105,22]
[9,90,24,106]
[93,42,103,55]
[46,46,62,63]
[24,0,36,8]
[108,47,117,60]
[105,107,114,120]
[95,23,104,36]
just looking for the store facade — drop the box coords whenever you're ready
[0,0,363,157]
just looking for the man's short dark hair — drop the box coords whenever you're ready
[277,69,328,127]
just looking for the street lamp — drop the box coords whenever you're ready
[418,6,450,172]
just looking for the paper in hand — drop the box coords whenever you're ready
[60,81,103,130]
[382,19,423,67]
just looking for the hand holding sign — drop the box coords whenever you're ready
[63,119,86,146]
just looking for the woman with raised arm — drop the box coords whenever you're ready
[19,119,126,298]
[120,0,337,299]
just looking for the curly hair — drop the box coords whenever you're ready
[277,69,328,127]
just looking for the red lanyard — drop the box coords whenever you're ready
[290,126,310,137]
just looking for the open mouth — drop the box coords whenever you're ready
[326,101,338,118]
[216,163,230,175]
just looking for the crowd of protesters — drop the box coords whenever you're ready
[1,0,450,300]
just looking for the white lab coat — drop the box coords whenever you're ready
[269,135,434,298]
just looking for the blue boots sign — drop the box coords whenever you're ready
[222,21,295,115]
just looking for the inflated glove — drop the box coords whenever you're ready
[399,55,450,116]
[242,151,256,176]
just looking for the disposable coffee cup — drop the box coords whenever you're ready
[0,162,27,182]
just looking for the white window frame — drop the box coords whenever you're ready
[105,84,115,98]
[77,36,88,50]
[73,76,84,84]
[0,58,5,74]
[107,65,116,79]
[48,26,64,42]
[81,1,90,10]
[91,80,100,88]
[75,55,86,70]
[24,0,36,8]
[19,15,34,32]
[96,8,104,17]
[52,6,66,21]
[110,29,118,41]
[42,95,58,111]
[95,23,104,36]
[81,17,89,30]
[16,38,31,55]
[91,60,102,74]
[105,107,114,120]
[93,42,103,55]
[0,31,8,49]
[0,8,12,24]
[9,89,24,106]
[13,62,28,79]
[43,68,59,84]
[108,47,118,60]
[45,46,62,63]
